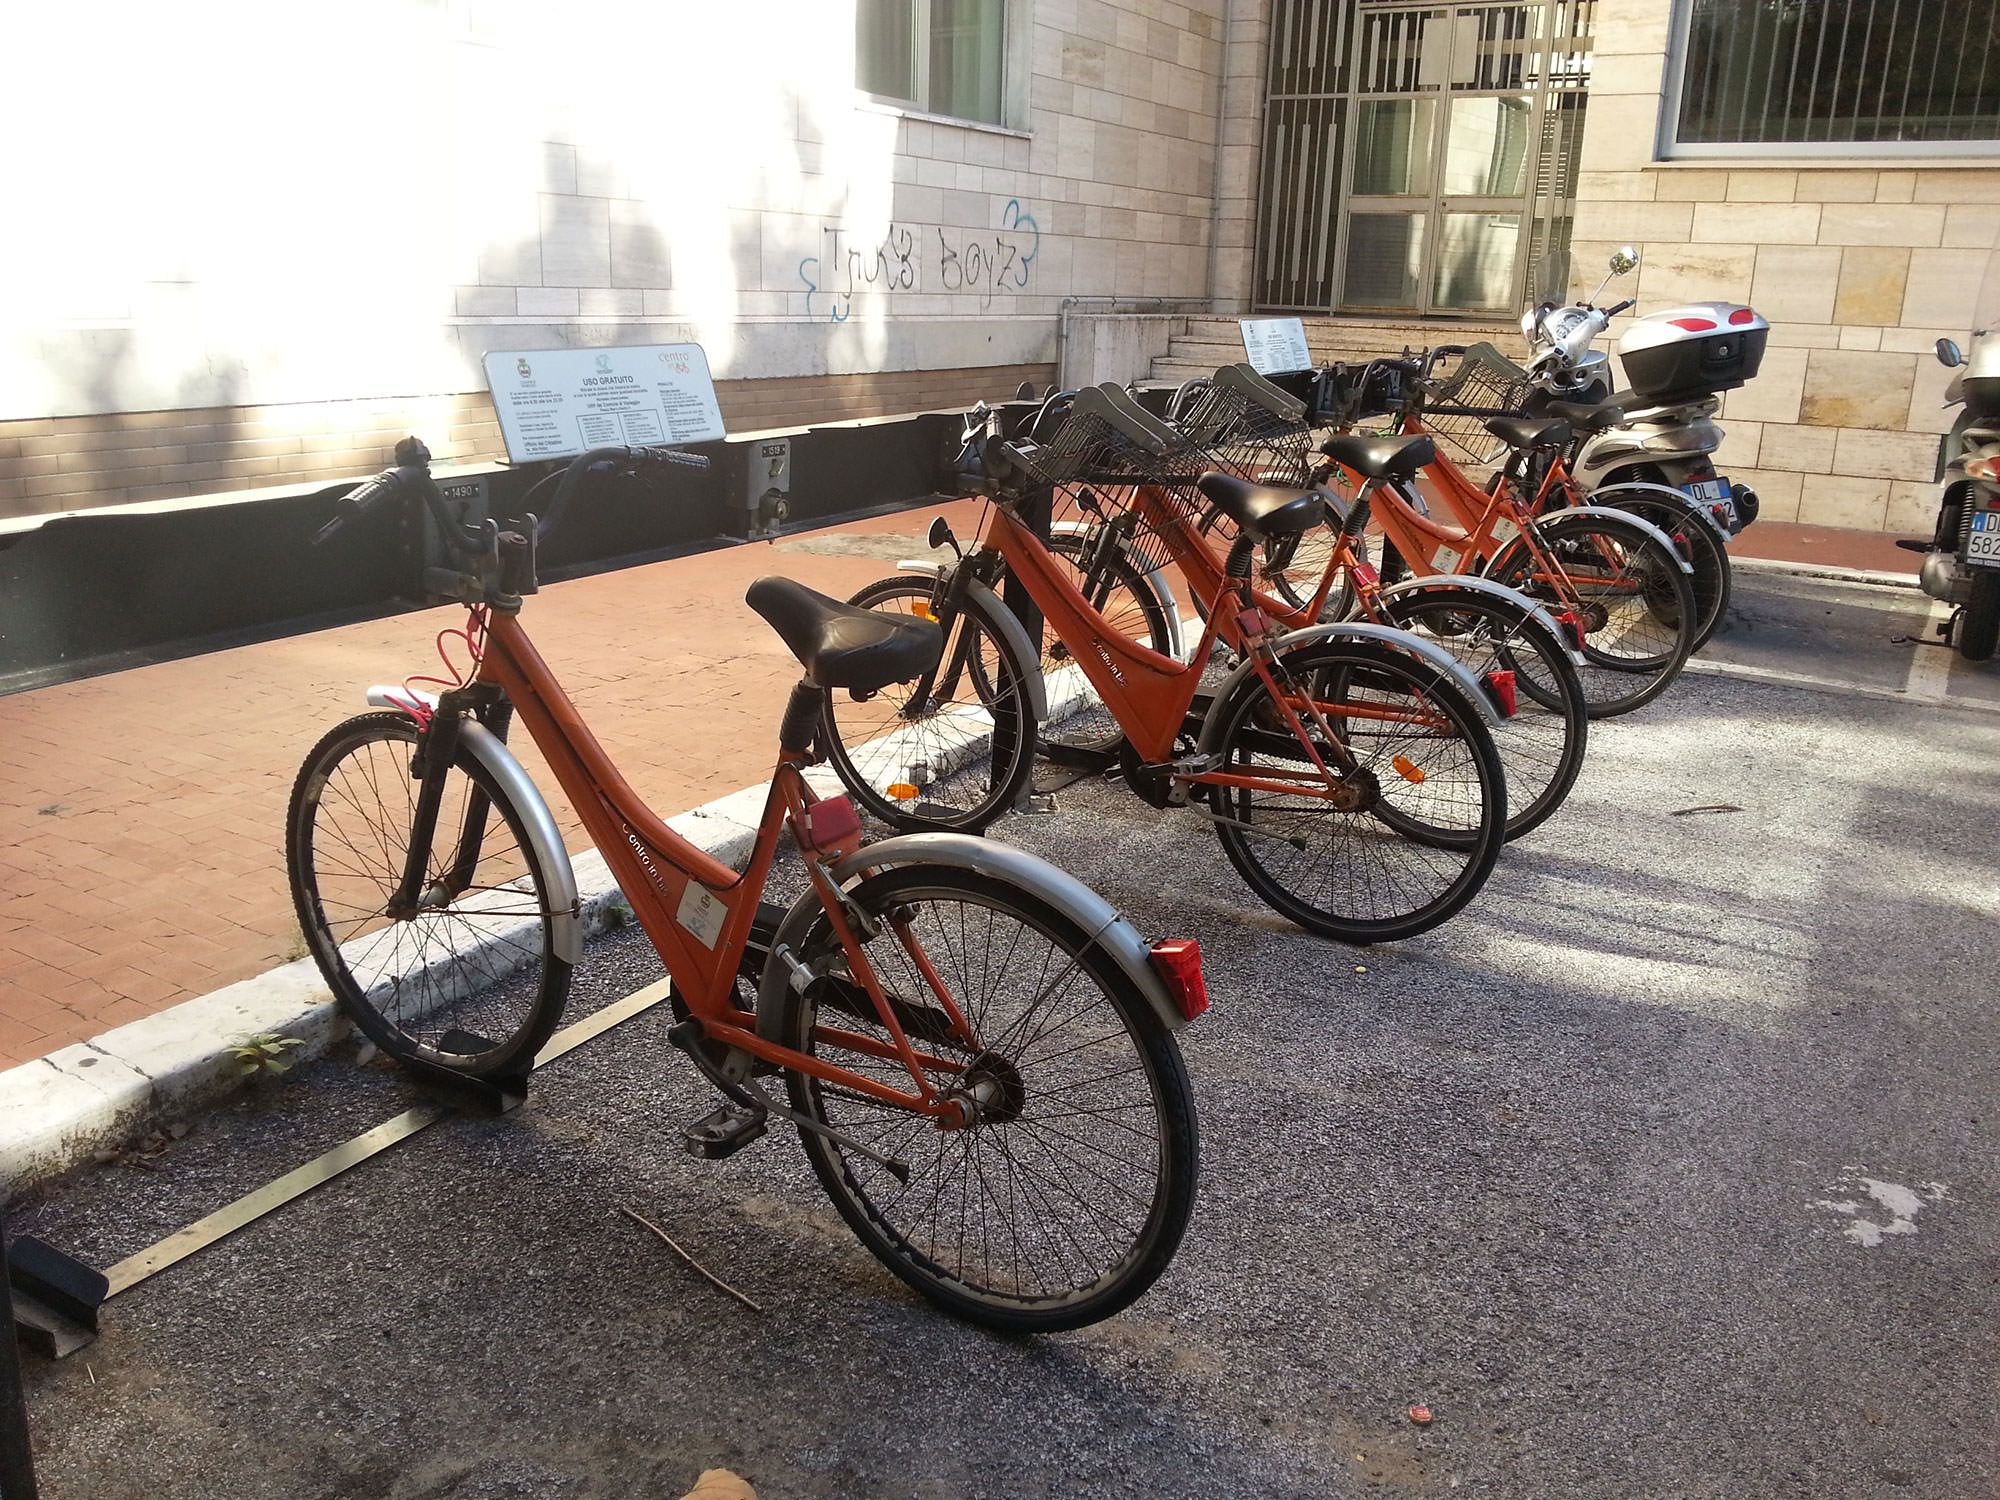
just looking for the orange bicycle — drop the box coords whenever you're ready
[286,440,1202,1332]
[823,391,1510,944]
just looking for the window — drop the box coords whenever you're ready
[857,0,1008,127]
[1665,0,2000,156]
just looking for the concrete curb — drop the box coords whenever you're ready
[1729,554,1920,591]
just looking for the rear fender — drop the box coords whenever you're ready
[1371,574,1588,668]
[752,833,1187,1038]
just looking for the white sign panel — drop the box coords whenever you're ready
[482,344,726,462]
[1238,317,1313,376]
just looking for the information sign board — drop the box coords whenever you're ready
[482,344,726,462]
[1238,317,1313,375]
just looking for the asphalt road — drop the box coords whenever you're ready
[9,572,2000,1499]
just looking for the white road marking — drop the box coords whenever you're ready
[1903,598,1958,701]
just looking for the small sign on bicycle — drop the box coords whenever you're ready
[483,344,726,462]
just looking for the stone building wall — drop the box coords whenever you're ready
[1,1,1228,522]
[1571,0,2000,534]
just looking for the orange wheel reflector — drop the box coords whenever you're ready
[910,602,936,620]
[1391,755,1426,784]
[886,782,921,799]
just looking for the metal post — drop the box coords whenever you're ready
[0,1223,40,1500]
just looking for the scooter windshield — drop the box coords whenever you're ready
[1974,222,2000,339]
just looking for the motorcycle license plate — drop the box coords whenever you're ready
[1969,509,2000,569]
[1682,475,1735,528]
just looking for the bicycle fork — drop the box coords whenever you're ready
[385,687,507,920]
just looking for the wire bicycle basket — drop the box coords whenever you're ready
[1407,342,1536,468]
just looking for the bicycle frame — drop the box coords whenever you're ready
[457,606,974,1117]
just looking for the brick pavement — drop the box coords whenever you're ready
[0,511,1916,1070]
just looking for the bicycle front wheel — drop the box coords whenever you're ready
[1207,639,1506,943]
[1587,487,1733,652]
[1374,587,1587,841]
[1486,512,1697,717]
[286,711,569,1077]
[769,865,1199,1333]
[821,576,1039,832]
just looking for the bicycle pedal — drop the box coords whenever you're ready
[680,1101,769,1161]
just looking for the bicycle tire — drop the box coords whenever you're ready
[1039,530,1176,751]
[1484,511,1697,717]
[1206,639,1506,943]
[286,711,569,1076]
[1373,586,1588,841]
[1586,486,1733,652]
[769,865,1199,1332]
[820,576,1039,833]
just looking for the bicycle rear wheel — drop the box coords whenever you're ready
[769,866,1199,1332]
[1374,586,1587,841]
[1587,486,1733,652]
[821,576,1039,832]
[1206,639,1506,943]
[286,711,569,1077]
[1485,512,1697,717]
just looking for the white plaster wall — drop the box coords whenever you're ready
[0,0,1228,421]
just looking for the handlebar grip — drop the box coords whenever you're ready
[635,446,711,470]
[311,468,404,545]
[1605,297,1635,317]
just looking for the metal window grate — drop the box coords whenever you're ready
[1677,0,2000,146]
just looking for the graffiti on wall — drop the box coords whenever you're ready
[798,200,1040,321]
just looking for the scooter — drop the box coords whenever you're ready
[1522,248,1766,539]
[1904,228,2000,662]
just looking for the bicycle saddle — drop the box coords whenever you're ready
[1195,471,1326,539]
[747,576,943,695]
[1541,399,1626,433]
[1484,416,1572,451]
[1317,433,1435,481]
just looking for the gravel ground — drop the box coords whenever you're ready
[9,667,1999,1500]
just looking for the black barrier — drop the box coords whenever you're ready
[0,408,969,694]
[0,1224,38,1500]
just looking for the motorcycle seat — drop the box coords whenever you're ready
[1542,399,1627,433]
[1485,416,1573,451]
[1318,432,1436,482]
[1195,470,1326,539]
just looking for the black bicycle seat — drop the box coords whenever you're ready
[747,577,943,695]
[1484,416,1573,451]
[1195,471,1326,539]
[1542,400,1626,433]
[1318,433,1435,481]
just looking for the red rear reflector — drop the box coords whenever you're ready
[1668,317,1717,332]
[1236,606,1271,639]
[1729,308,1756,325]
[1150,939,1210,1022]
[1482,668,1517,717]
[1351,563,1380,587]
[1558,609,1587,650]
[802,795,861,853]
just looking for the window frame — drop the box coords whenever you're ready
[1658,0,2000,160]
[855,0,1024,133]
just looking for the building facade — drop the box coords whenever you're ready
[4,0,1996,534]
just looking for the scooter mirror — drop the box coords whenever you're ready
[1609,246,1640,275]
[1936,338,1965,368]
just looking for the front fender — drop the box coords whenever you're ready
[363,687,582,964]
[751,832,1187,1038]
[1540,505,1695,573]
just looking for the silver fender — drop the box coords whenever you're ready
[1581,479,1733,542]
[1049,519,1188,662]
[1529,505,1695,573]
[364,687,582,963]
[1370,573,1589,668]
[752,831,1188,1038]
[1195,621,1502,757]
[884,569,1049,724]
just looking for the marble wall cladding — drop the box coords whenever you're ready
[1565,0,2000,531]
